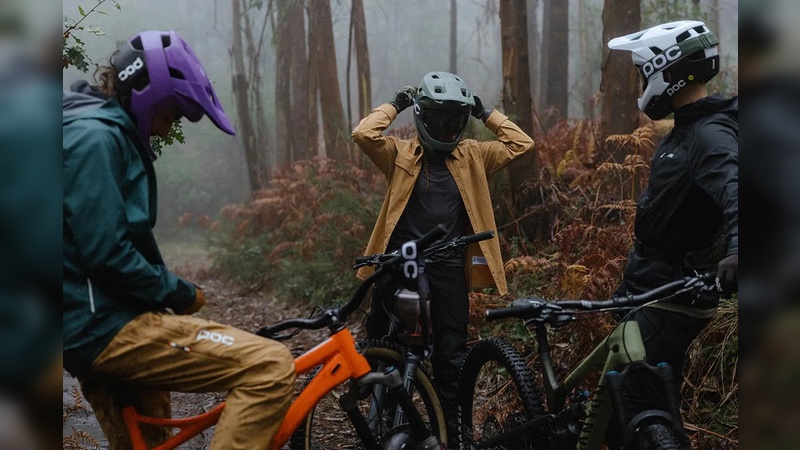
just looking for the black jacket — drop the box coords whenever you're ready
[618,95,738,302]
[635,94,738,258]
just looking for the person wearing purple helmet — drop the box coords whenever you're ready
[63,31,295,449]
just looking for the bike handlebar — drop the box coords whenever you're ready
[485,273,715,323]
[256,225,449,339]
[353,229,495,268]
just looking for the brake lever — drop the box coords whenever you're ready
[540,303,575,327]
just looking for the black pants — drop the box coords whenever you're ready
[366,264,468,431]
[615,249,716,380]
[625,307,710,380]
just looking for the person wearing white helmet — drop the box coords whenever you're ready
[608,18,737,401]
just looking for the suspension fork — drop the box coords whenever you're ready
[393,348,422,426]
[344,369,438,448]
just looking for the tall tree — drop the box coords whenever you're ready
[352,0,372,120]
[541,0,569,125]
[499,0,537,187]
[308,0,349,161]
[599,0,641,162]
[450,0,457,73]
[526,0,541,107]
[288,0,310,161]
[274,1,292,168]
[231,0,271,195]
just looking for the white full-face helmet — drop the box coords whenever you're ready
[608,20,720,120]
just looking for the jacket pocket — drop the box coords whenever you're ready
[87,278,96,313]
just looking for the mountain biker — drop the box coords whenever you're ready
[63,30,295,450]
[607,20,738,385]
[352,71,535,448]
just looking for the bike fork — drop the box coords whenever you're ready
[346,369,440,450]
[393,350,421,427]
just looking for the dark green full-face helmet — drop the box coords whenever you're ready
[413,71,475,155]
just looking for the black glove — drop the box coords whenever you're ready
[390,86,416,113]
[716,254,738,297]
[471,95,490,122]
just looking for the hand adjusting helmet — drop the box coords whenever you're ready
[112,30,235,159]
[413,71,475,155]
[608,20,720,120]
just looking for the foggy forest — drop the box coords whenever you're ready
[62,0,739,449]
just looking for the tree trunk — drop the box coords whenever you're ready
[542,0,568,125]
[499,0,537,188]
[352,0,371,119]
[274,1,292,168]
[289,0,309,161]
[308,0,349,161]
[526,0,540,110]
[599,0,641,162]
[231,0,269,195]
[578,0,593,119]
[306,9,320,158]
[449,0,457,73]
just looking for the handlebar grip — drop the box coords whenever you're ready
[416,224,448,250]
[485,307,521,322]
[463,230,495,245]
[256,315,329,338]
[354,256,371,264]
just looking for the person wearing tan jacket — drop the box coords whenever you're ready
[352,71,534,448]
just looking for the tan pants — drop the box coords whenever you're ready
[78,312,295,450]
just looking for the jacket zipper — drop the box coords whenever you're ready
[87,278,96,313]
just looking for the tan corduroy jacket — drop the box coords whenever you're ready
[352,103,535,295]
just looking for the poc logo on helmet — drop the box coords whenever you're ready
[197,329,235,346]
[667,79,687,96]
[642,45,682,78]
[118,57,144,82]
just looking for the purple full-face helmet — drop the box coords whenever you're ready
[113,30,235,159]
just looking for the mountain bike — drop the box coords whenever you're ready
[305,229,495,448]
[121,226,451,450]
[458,274,715,450]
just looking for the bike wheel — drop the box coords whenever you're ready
[290,340,447,450]
[458,338,545,450]
[632,420,685,450]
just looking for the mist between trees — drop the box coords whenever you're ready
[63,0,737,236]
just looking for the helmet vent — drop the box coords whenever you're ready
[431,74,440,79]
[434,86,443,93]
[161,34,172,48]
[130,36,143,50]
[169,67,186,80]
[694,25,707,34]
[455,76,461,81]
[676,31,691,42]
[461,88,467,96]
[629,31,645,41]
[649,46,662,55]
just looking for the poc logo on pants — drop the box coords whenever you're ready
[118,57,144,81]
[197,329,235,346]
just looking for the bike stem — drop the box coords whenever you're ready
[534,322,566,411]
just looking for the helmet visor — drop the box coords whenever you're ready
[421,109,469,143]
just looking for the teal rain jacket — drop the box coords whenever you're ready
[63,82,196,375]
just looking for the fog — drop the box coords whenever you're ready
[62,0,738,236]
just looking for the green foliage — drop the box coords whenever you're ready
[210,158,384,305]
[150,121,186,158]
[62,0,120,72]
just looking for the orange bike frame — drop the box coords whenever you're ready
[123,327,373,450]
